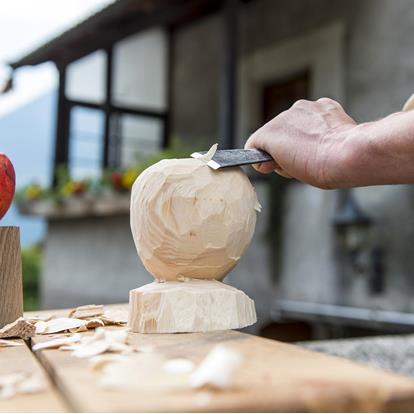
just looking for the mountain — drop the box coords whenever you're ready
[0,91,56,246]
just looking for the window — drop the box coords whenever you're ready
[66,50,106,104]
[112,28,168,110]
[69,107,104,179]
[115,114,163,168]
[59,27,169,181]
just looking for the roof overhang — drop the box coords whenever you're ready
[10,0,223,69]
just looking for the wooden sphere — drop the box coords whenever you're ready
[130,158,260,281]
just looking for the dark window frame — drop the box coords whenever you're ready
[53,27,172,185]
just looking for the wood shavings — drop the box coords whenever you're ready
[72,340,110,358]
[0,339,22,347]
[190,345,242,389]
[197,143,218,163]
[89,354,128,371]
[69,328,132,359]
[97,344,239,395]
[58,345,78,352]
[69,324,88,333]
[403,93,414,111]
[35,317,104,334]
[163,358,194,374]
[67,304,126,327]
[32,334,82,352]
[25,314,55,324]
[0,372,46,400]
[68,304,104,319]
[100,315,126,326]
[31,307,124,336]
[99,308,128,326]
[0,317,36,340]
[99,353,189,392]
[76,319,105,331]
[104,329,128,343]
[35,318,88,334]
[33,325,132,360]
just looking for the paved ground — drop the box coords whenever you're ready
[300,335,414,377]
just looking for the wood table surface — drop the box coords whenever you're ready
[2,304,414,412]
[0,339,67,412]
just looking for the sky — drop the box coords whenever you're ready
[0,0,114,119]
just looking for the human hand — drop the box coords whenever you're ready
[245,98,357,189]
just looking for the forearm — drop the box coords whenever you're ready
[341,111,414,187]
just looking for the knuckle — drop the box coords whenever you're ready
[317,97,341,109]
[317,97,334,104]
[292,99,311,108]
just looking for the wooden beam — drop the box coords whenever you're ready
[162,28,174,149]
[53,64,70,186]
[102,47,113,169]
[111,113,122,168]
[13,0,223,69]
[219,0,239,149]
[67,98,167,120]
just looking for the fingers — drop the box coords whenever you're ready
[273,166,292,179]
[246,137,291,178]
[244,134,258,151]
[251,160,278,174]
[245,133,273,173]
[251,161,292,178]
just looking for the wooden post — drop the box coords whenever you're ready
[0,226,23,328]
[219,0,239,149]
[53,63,70,187]
[102,46,113,169]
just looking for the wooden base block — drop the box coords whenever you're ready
[128,280,257,333]
[0,226,23,328]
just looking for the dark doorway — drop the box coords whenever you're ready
[260,70,312,342]
[262,70,310,123]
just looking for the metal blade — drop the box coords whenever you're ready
[190,148,273,170]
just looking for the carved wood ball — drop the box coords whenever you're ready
[130,158,260,281]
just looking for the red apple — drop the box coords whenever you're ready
[0,153,15,219]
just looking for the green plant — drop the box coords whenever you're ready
[16,139,193,205]
[21,245,42,311]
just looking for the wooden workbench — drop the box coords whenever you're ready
[3,304,414,412]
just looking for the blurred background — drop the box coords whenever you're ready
[2,0,414,342]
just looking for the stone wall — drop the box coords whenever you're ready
[41,215,152,309]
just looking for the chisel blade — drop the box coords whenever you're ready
[190,148,273,170]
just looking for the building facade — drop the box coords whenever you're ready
[13,0,414,337]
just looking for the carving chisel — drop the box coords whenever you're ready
[191,148,273,170]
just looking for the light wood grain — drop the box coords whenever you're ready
[0,227,23,328]
[29,305,414,412]
[0,340,67,413]
[128,280,256,333]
